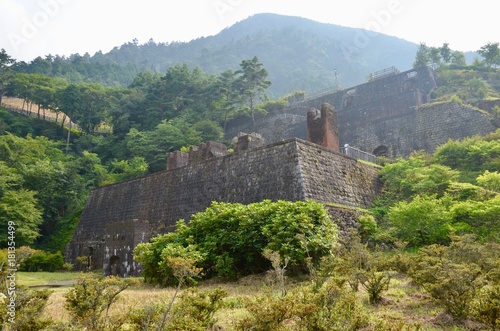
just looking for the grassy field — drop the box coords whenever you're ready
[17,271,82,287]
[17,270,488,330]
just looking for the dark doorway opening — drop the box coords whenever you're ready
[373,145,389,157]
[109,255,120,276]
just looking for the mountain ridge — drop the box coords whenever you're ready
[19,13,422,96]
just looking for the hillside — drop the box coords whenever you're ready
[14,13,419,97]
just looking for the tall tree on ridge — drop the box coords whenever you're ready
[215,69,240,132]
[413,43,431,68]
[478,42,500,70]
[236,56,271,124]
[0,49,15,107]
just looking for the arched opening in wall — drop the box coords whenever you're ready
[373,145,389,157]
[342,88,356,109]
[403,79,416,92]
[87,247,94,271]
[343,96,354,108]
[109,256,121,276]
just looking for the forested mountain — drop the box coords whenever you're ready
[13,13,419,97]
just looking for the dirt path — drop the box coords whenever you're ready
[1,96,79,129]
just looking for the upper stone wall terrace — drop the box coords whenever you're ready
[224,66,498,157]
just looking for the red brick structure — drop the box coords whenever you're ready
[307,103,339,152]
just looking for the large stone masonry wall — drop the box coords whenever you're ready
[224,68,498,157]
[299,66,436,112]
[225,109,308,144]
[68,140,306,270]
[414,102,497,152]
[67,139,380,274]
[343,101,497,157]
[224,67,436,153]
[296,140,380,208]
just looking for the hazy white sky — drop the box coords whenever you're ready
[0,0,497,62]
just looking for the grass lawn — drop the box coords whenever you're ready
[17,270,94,287]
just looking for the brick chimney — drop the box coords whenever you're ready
[307,103,339,152]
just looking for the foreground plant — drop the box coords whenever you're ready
[408,235,500,321]
[64,273,137,330]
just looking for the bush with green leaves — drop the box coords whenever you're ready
[126,287,226,331]
[374,139,500,245]
[372,161,500,247]
[64,273,137,331]
[378,153,458,204]
[163,287,227,331]
[408,235,500,320]
[450,196,500,242]
[387,195,453,247]
[0,266,53,330]
[135,200,338,285]
[473,284,500,330]
[434,131,500,177]
[235,280,368,331]
[19,250,64,271]
[477,170,500,193]
[312,232,393,305]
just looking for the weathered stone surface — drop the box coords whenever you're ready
[66,139,379,276]
[225,66,498,157]
[233,133,266,153]
[166,150,189,170]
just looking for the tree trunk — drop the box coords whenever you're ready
[0,82,4,107]
[66,120,71,153]
[61,114,67,129]
[250,95,255,125]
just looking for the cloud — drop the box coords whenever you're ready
[0,0,78,61]
[0,0,28,58]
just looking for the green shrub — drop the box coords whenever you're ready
[477,170,500,193]
[64,273,136,330]
[163,287,227,331]
[235,287,316,330]
[473,284,500,330]
[408,236,500,320]
[387,195,453,247]
[450,196,500,242]
[135,200,339,285]
[19,250,64,271]
[235,280,369,331]
[358,269,392,304]
[127,302,166,331]
[0,281,53,330]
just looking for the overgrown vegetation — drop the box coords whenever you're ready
[371,131,500,246]
[135,200,338,285]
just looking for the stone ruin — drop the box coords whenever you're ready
[68,65,500,276]
[166,133,266,171]
[307,103,339,153]
[66,102,382,277]
[224,66,498,158]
